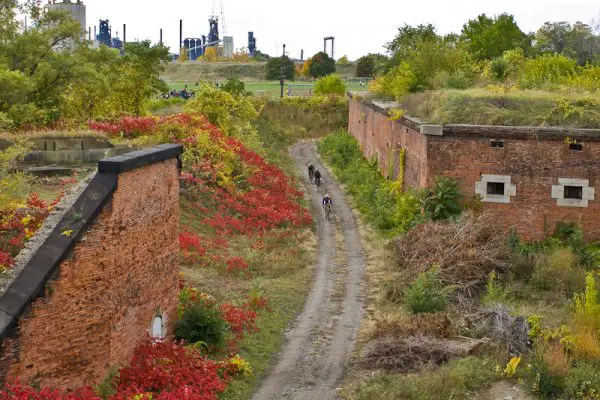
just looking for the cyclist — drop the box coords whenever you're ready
[308,163,315,182]
[314,169,322,187]
[322,193,333,220]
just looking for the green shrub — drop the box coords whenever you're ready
[404,267,451,313]
[314,74,346,95]
[370,63,415,100]
[573,273,600,333]
[482,271,508,305]
[565,362,600,399]
[531,247,584,294]
[219,76,247,97]
[519,54,577,89]
[145,97,185,113]
[423,176,462,221]
[174,299,228,351]
[490,57,509,80]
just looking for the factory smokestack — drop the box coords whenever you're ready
[179,19,183,53]
[160,28,163,45]
[123,23,126,53]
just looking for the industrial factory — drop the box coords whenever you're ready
[44,0,259,60]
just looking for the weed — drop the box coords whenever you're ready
[404,267,452,314]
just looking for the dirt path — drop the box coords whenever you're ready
[252,142,365,400]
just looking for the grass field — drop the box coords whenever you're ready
[168,80,370,97]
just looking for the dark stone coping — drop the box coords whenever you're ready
[98,143,183,173]
[0,144,183,341]
[441,124,600,141]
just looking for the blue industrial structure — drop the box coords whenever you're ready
[97,20,111,47]
[96,19,122,51]
[248,32,256,57]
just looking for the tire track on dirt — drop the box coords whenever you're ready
[252,141,365,400]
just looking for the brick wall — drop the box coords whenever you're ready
[348,95,600,241]
[0,158,180,389]
[348,98,428,188]
[428,132,600,241]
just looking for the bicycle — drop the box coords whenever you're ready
[324,203,332,221]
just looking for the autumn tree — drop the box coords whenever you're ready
[308,51,335,78]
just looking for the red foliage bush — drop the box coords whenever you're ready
[113,338,229,400]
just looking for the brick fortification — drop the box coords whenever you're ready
[0,145,182,389]
[348,95,600,241]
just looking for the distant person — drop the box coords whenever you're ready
[314,169,322,187]
[287,87,292,96]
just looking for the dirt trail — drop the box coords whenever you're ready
[252,142,365,400]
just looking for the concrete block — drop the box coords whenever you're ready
[421,124,443,136]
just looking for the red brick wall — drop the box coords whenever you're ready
[348,97,600,241]
[428,134,600,241]
[348,98,428,188]
[1,159,180,389]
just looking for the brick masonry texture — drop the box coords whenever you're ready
[0,159,180,389]
[348,96,600,241]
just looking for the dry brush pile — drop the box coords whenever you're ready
[394,211,511,296]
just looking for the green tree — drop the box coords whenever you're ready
[0,0,19,46]
[460,13,530,60]
[308,51,335,78]
[265,55,295,80]
[356,53,387,77]
[386,23,438,60]
[535,21,599,65]
[108,41,169,116]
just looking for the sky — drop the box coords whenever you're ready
[48,0,600,59]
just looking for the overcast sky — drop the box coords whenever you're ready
[72,0,600,59]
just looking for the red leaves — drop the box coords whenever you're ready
[113,338,228,400]
[225,256,249,272]
[0,383,100,400]
[179,232,206,255]
[220,303,258,341]
[1,338,231,400]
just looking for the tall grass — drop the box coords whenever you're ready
[401,89,600,128]
[318,131,420,237]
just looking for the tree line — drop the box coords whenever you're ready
[353,13,600,99]
[0,0,168,130]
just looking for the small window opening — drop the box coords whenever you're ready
[564,186,583,200]
[487,182,505,195]
[81,140,84,150]
[151,316,163,338]
[44,141,47,151]
[52,141,56,151]
[569,143,583,151]
[490,140,504,148]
